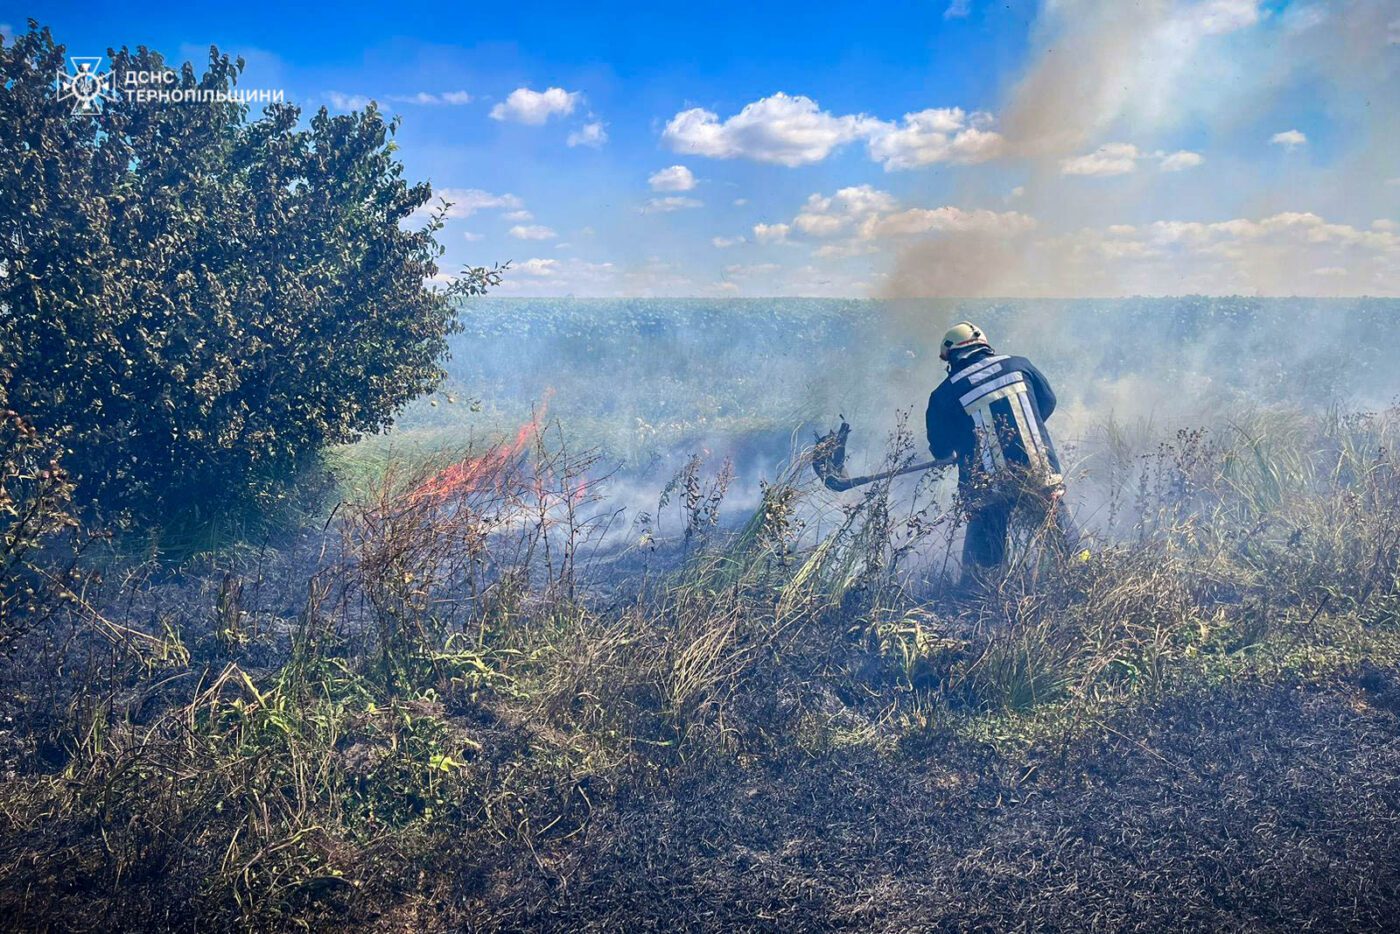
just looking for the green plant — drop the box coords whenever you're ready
[0,23,500,531]
[0,395,77,648]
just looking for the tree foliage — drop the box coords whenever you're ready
[0,23,498,526]
[0,382,76,646]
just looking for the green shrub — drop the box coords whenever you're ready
[0,23,498,529]
[0,386,76,648]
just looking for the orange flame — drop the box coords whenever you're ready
[405,393,551,507]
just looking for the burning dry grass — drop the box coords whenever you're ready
[3,406,1400,929]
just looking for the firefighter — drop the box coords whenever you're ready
[925,321,1082,585]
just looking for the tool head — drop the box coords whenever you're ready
[812,421,852,491]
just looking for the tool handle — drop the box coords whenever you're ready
[824,458,954,491]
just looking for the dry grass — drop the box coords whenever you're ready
[4,406,1400,929]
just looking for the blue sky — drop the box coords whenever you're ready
[12,0,1400,296]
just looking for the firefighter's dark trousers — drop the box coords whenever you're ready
[961,485,1082,581]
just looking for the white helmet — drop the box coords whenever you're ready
[939,321,990,361]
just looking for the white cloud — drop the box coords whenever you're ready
[724,263,781,277]
[567,121,608,148]
[742,186,1043,279]
[1271,129,1308,149]
[768,186,1037,264]
[326,91,372,111]
[859,206,1037,240]
[662,92,880,167]
[387,90,472,105]
[816,240,883,259]
[792,185,899,237]
[1061,144,1203,175]
[1060,143,1142,176]
[794,213,847,238]
[428,188,524,219]
[641,196,703,214]
[462,231,484,242]
[823,187,898,216]
[1190,0,1262,35]
[883,208,1400,298]
[944,0,971,19]
[490,87,582,125]
[649,165,698,192]
[662,93,1015,171]
[1159,150,1205,171]
[999,210,1400,297]
[509,224,558,240]
[514,258,559,277]
[864,108,1004,170]
[1142,211,1400,251]
[753,222,791,244]
[496,258,623,295]
[733,198,749,206]
[407,189,526,227]
[712,235,746,248]
[502,209,534,222]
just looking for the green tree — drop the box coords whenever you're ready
[0,381,76,647]
[0,23,498,528]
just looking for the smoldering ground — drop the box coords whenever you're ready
[11,319,1400,929]
[10,291,1400,930]
[430,296,1400,567]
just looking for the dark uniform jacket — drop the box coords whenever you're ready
[925,348,1063,490]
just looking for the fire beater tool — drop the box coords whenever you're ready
[811,421,953,492]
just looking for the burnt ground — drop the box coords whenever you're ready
[420,668,1400,933]
[6,655,1400,932]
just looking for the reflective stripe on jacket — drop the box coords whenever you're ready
[925,349,1062,489]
